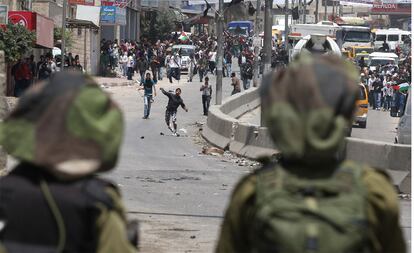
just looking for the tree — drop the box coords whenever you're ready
[0,23,35,63]
[54,27,74,51]
[141,10,179,41]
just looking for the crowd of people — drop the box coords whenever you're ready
[98,32,287,91]
[360,53,411,116]
[11,53,83,97]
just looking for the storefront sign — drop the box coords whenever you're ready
[8,11,53,48]
[101,0,128,8]
[68,0,95,6]
[0,5,8,25]
[371,3,411,13]
[100,6,126,25]
[8,11,36,30]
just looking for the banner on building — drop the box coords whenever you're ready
[0,5,7,25]
[77,5,101,26]
[101,0,128,8]
[100,6,126,25]
[69,0,95,6]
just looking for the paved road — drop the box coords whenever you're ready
[239,107,401,143]
[99,72,410,252]
[103,74,251,252]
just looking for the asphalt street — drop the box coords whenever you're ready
[100,71,410,252]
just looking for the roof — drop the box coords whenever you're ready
[369,52,399,58]
[66,19,99,30]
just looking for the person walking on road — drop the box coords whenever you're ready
[216,55,406,253]
[230,72,241,95]
[200,77,212,116]
[160,87,188,136]
[139,73,157,119]
[0,72,138,253]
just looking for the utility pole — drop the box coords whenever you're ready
[302,0,306,24]
[61,0,67,71]
[284,0,289,48]
[315,0,319,23]
[324,0,327,20]
[215,0,224,105]
[263,0,272,75]
[252,0,261,87]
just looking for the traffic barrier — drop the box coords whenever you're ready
[202,87,412,193]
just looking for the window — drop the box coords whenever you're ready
[388,35,399,41]
[344,31,371,42]
[375,35,386,41]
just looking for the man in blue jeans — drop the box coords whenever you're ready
[139,73,157,119]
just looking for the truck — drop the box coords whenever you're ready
[335,25,372,50]
[289,21,340,39]
[227,21,254,37]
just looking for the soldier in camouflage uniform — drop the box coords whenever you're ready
[0,72,137,253]
[216,55,406,253]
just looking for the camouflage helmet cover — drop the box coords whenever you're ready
[261,54,359,164]
[0,72,124,180]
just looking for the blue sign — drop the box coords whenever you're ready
[100,6,116,24]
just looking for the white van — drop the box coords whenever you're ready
[367,52,399,71]
[374,28,411,51]
[395,92,411,144]
[172,45,196,72]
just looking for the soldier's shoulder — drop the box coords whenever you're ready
[230,161,278,204]
[82,177,120,209]
[342,160,399,210]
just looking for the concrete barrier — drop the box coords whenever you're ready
[202,86,412,193]
[345,138,411,193]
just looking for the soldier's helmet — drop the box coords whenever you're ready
[0,72,124,180]
[261,54,359,165]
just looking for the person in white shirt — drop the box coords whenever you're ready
[120,52,128,77]
[367,75,375,108]
[168,53,181,83]
[126,54,134,80]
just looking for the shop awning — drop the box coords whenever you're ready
[66,19,100,31]
[8,11,54,49]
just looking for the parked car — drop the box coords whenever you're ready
[395,92,411,144]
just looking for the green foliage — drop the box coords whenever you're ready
[53,27,74,50]
[0,23,35,63]
[141,10,179,40]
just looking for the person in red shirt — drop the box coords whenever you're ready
[12,58,32,97]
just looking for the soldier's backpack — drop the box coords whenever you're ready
[252,162,372,253]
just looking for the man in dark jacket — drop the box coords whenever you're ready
[160,87,188,136]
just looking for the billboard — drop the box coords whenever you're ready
[76,5,101,26]
[101,0,128,8]
[100,6,126,25]
[100,6,116,24]
[0,5,7,25]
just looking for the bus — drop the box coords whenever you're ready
[373,28,411,51]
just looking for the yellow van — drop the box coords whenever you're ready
[354,83,369,128]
